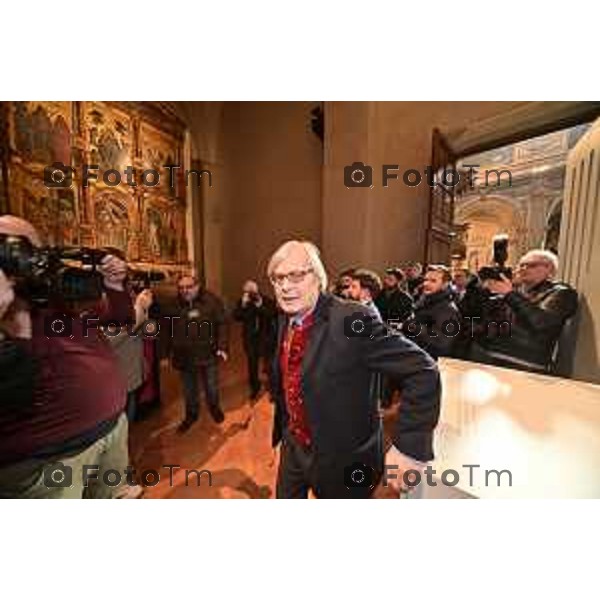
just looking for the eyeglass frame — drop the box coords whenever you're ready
[270,267,314,287]
[518,261,549,270]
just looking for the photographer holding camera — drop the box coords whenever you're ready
[0,215,142,499]
[233,279,278,400]
[268,240,440,499]
[466,247,579,373]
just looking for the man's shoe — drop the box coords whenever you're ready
[177,416,197,433]
[209,406,225,424]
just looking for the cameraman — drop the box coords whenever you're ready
[0,215,139,499]
[466,249,578,373]
[233,279,278,399]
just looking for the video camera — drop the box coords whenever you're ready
[0,233,110,305]
[128,268,166,295]
[0,233,163,305]
[477,234,513,282]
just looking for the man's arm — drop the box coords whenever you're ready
[232,298,250,321]
[505,286,578,333]
[362,310,441,462]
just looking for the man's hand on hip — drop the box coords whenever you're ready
[384,445,425,495]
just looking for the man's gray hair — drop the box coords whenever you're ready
[521,249,559,277]
[267,240,328,291]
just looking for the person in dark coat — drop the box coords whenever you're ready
[332,268,356,299]
[267,240,441,499]
[466,249,578,373]
[407,264,461,360]
[233,279,278,399]
[375,268,415,407]
[404,261,424,299]
[164,275,229,432]
[375,267,413,328]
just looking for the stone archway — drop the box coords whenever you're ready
[455,196,526,272]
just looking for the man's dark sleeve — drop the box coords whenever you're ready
[232,300,247,322]
[505,286,579,334]
[362,309,441,462]
[414,306,460,360]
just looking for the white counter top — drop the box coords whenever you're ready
[429,358,600,499]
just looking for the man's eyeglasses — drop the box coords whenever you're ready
[518,261,547,270]
[270,268,314,287]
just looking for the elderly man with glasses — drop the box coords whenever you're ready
[267,240,441,499]
[468,249,579,373]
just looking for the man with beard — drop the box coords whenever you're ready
[408,265,460,360]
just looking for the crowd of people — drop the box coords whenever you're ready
[330,255,579,374]
[0,214,580,499]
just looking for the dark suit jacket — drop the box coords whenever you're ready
[164,290,229,370]
[271,293,441,497]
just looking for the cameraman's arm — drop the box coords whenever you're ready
[505,287,578,333]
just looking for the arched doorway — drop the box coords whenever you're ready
[454,196,525,272]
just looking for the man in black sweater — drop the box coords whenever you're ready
[233,279,278,399]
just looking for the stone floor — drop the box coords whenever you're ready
[129,329,279,499]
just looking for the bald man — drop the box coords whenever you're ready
[0,215,139,498]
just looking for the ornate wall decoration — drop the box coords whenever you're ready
[0,101,189,271]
